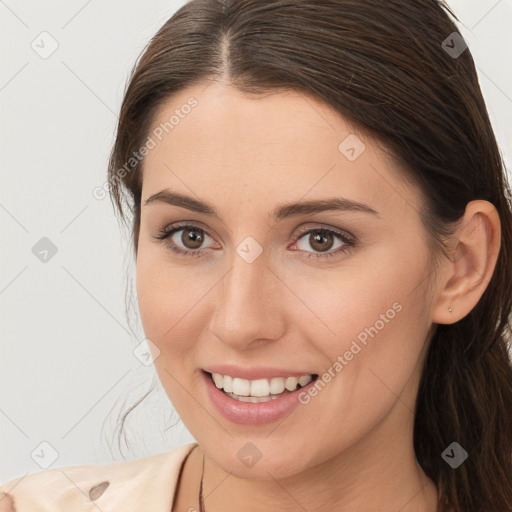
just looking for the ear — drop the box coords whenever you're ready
[432,200,501,325]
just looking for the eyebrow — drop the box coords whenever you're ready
[144,189,379,222]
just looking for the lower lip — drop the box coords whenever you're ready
[202,371,317,425]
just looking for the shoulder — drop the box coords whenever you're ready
[0,442,198,512]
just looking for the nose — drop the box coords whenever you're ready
[208,249,286,350]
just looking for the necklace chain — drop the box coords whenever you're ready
[199,451,206,512]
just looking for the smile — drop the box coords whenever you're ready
[209,372,317,402]
[201,367,321,424]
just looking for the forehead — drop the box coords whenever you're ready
[140,81,423,218]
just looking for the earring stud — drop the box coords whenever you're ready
[448,307,453,312]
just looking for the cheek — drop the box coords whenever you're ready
[282,241,429,349]
[285,244,431,416]
[135,247,210,358]
[135,251,212,416]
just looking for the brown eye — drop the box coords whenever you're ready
[181,227,205,249]
[291,226,356,260]
[308,231,335,252]
[153,223,218,257]
[296,229,345,254]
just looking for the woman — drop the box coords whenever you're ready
[2,0,511,511]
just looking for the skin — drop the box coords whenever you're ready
[135,80,500,512]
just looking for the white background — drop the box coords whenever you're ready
[1,0,511,483]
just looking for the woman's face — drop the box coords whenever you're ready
[136,81,438,479]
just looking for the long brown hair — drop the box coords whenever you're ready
[107,1,512,510]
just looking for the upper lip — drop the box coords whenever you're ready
[202,365,317,381]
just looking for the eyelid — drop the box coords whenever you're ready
[155,220,214,239]
[291,223,356,244]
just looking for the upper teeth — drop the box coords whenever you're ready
[211,373,314,397]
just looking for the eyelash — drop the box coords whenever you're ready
[153,221,356,261]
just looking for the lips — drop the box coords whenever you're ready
[201,369,319,425]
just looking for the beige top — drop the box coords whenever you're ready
[0,442,198,511]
